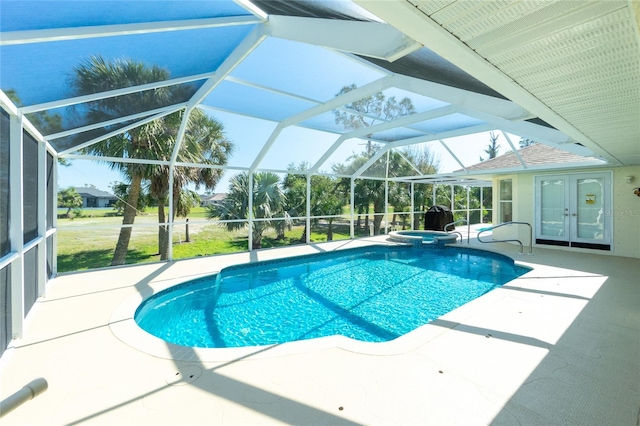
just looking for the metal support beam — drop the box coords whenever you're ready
[354,0,619,164]
[501,131,527,169]
[248,173,254,252]
[2,16,261,46]
[410,182,415,230]
[350,178,355,239]
[267,15,421,62]
[306,174,311,244]
[57,106,185,156]
[252,76,396,172]
[37,133,46,297]
[9,115,24,339]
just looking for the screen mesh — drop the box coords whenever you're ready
[0,265,11,356]
[23,246,38,315]
[22,131,39,243]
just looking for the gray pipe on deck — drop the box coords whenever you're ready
[0,378,48,418]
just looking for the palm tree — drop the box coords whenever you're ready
[480,131,501,161]
[309,175,345,241]
[71,55,193,265]
[149,108,233,260]
[206,172,287,250]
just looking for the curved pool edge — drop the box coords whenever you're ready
[109,291,455,362]
[109,243,533,362]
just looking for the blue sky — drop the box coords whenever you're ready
[2,4,521,193]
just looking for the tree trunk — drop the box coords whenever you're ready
[111,173,143,266]
[252,234,262,250]
[327,220,333,241]
[158,199,168,260]
[373,200,384,234]
[299,224,307,243]
[364,205,370,231]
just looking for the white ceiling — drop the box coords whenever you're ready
[357,0,640,165]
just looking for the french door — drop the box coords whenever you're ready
[535,172,612,250]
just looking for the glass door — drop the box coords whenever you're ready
[536,175,569,243]
[570,174,610,246]
[536,172,611,250]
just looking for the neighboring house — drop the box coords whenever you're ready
[73,187,117,208]
[200,193,226,206]
[462,144,640,259]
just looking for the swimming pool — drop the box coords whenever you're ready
[135,245,529,349]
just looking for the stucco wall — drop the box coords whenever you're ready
[491,165,640,259]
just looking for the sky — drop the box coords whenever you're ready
[2,3,526,193]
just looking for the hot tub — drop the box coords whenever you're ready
[388,230,458,246]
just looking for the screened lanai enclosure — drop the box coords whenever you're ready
[1,0,639,354]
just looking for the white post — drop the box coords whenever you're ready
[9,115,24,339]
[36,134,46,297]
[52,157,58,276]
[410,182,414,231]
[480,186,484,224]
[432,183,436,206]
[248,172,254,251]
[450,184,454,213]
[51,155,58,276]
[306,174,311,244]
[384,151,390,235]
[350,178,355,239]
[167,167,174,260]
[466,186,470,224]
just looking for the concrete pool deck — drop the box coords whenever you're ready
[1,236,638,425]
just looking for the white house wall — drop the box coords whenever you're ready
[491,165,640,259]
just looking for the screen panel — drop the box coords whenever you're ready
[23,246,38,316]
[0,265,10,356]
[23,131,39,243]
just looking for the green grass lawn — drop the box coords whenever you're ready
[56,216,355,273]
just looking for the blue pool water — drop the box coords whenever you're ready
[135,246,530,348]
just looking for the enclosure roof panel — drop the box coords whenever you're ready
[1,0,619,180]
[0,0,251,32]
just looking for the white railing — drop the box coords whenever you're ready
[477,221,533,255]
[444,219,470,244]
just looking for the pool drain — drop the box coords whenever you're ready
[165,365,202,386]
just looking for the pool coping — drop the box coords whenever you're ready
[109,241,534,362]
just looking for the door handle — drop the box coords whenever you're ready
[571,213,577,216]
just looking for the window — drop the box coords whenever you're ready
[499,179,512,223]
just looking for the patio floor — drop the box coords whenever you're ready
[1,235,638,425]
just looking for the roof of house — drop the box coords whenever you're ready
[200,193,227,202]
[462,144,602,172]
[73,187,117,199]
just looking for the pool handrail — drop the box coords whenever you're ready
[476,221,533,255]
[444,219,470,244]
